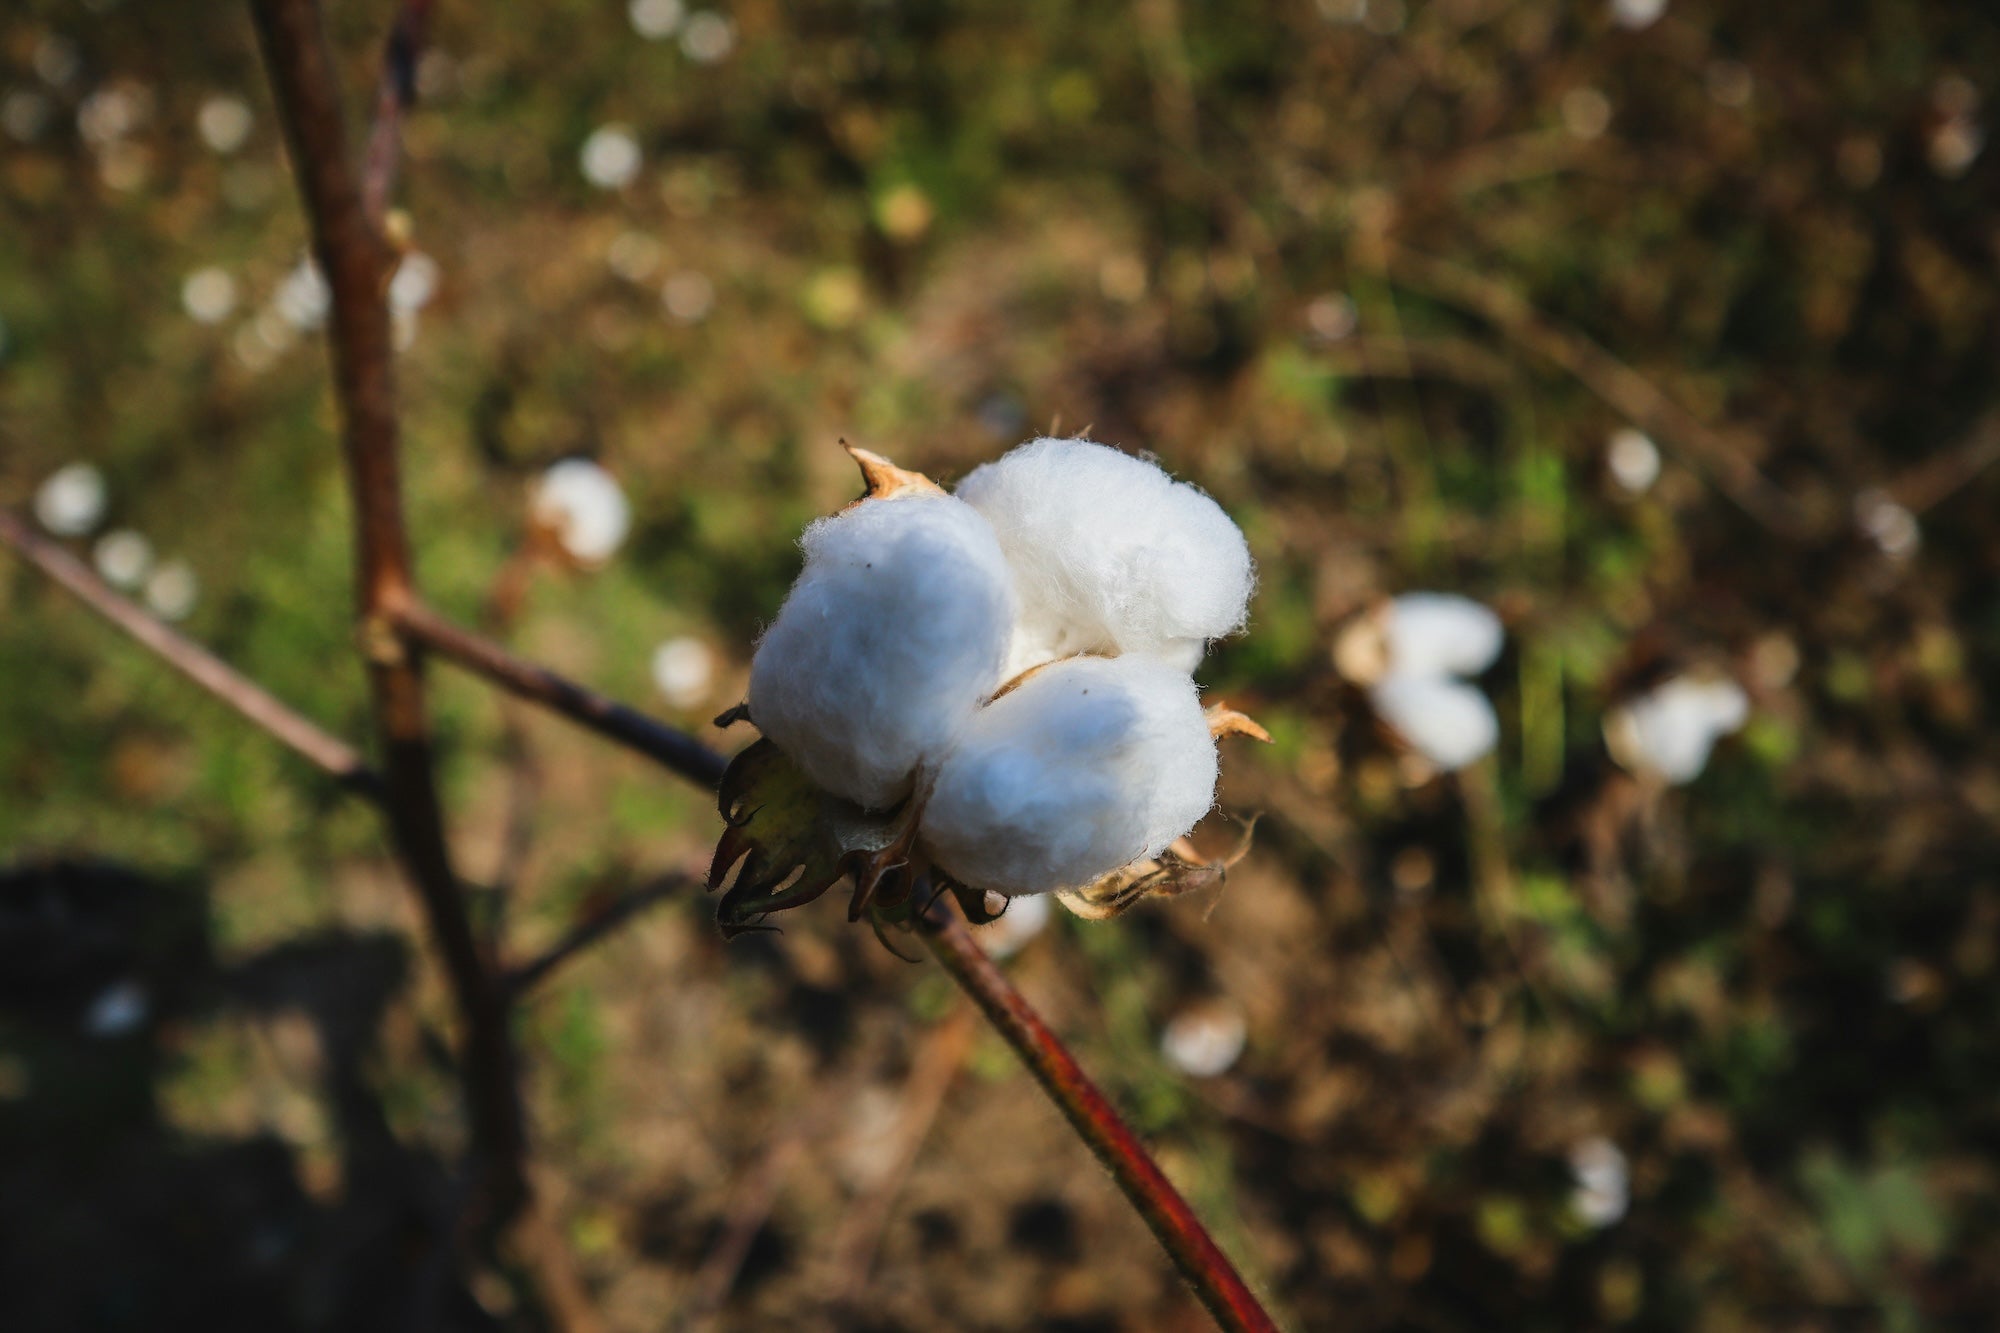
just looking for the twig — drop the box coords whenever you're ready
[914,896,1280,1333]
[0,507,383,800]
[362,0,435,224]
[250,0,527,1225]
[506,872,695,996]
[396,599,731,791]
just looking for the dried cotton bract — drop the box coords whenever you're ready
[956,438,1255,675]
[748,493,1015,811]
[920,655,1217,896]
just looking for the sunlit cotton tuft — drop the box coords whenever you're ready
[1382,593,1503,680]
[919,654,1218,896]
[955,438,1254,675]
[748,494,1015,811]
[1604,674,1749,785]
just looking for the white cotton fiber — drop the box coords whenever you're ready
[920,654,1218,895]
[1369,673,1499,772]
[955,438,1253,675]
[531,458,631,564]
[748,494,1015,810]
[1604,675,1749,785]
[1384,593,1504,680]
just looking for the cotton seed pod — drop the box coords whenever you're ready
[920,654,1219,896]
[748,492,1015,811]
[1369,673,1499,773]
[955,437,1254,674]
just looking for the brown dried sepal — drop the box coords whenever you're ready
[843,442,946,505]
[1053,817,1261,921]
[1205,701,1272,743]
[708,738,924,937]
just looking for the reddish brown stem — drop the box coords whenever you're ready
[362,0,435,223]
[250,0,526,1225]
[917,896,1280,1333]
[395,599,730,790]
[0,507,382,800]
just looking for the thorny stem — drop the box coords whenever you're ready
[0,507,382,801]
[396,599,731,789]
[916,895,1281,1332]
[249,0,527,1226]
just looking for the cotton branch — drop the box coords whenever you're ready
[0,507,382,800]
[395,600,731,789]
[249,0,526,1224]
[915,894,1280,1333]
[362,0,436,223]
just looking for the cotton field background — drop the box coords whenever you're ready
[3,1,1998,1329]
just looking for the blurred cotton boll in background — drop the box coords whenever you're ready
[971,892,1051,960]
[1569,1138,1630,1228]
[92,529,153,589]
[651,635,715,710]
[680,12,735,64]
[628,0,684,40]
[1606,427,1661,494]
[35,463,107,536]
[275,259,330,331]
[1604,673,1750,785]
[1368,673,1500,773]
[1160,1000,1248,1078]
[196,93,253,154]
[1608,0,1667,30]
[1336,592,1505,772]
[580,124,641,190]
[661,270,715,324]
[181,267,238,325]
[530,459,632,566]
[1381,593,1503,681]
[389,252,439,314]
[1854,488,1920,561]
[144,558,200,621]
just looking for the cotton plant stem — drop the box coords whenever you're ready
[915,896,1281,1333]
[361,0,436,223]
[0,507,382,799]
[395,599,731,790]
[505,872,697,996]
[250,0,527,1225]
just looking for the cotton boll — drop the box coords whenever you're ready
[1604,675,1749,785]
[35,462,107,536]
[1568,1138,1630,1228]
[531,458,632,564]
[749,494,1015,811]
[1369,673,1499,772]
[144,558,199,621]
[955,438,1254,671]
[1384,593,1503,679]
[92,529,153,589]
[1160,1000,1248,1077]
[921,654,1218,896]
